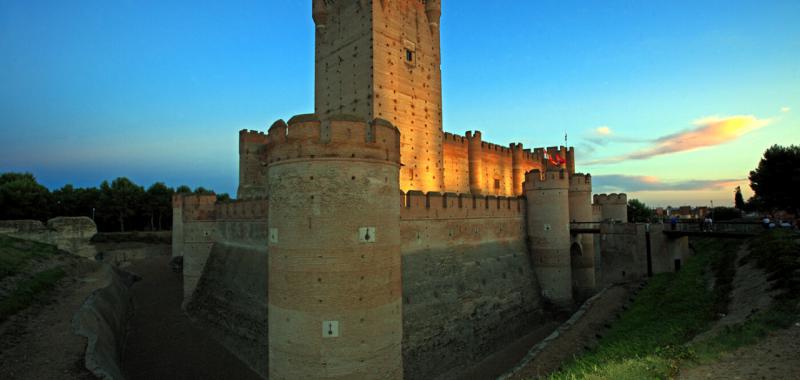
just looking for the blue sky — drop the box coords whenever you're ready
[1,0,798,207]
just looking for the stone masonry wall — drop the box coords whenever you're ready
[399,191,544,379]
[185,199,269,377]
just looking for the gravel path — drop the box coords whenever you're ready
[122,255,262,380]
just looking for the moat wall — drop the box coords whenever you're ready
[399,192,543,379]
[185,200,269,377]
[178,192,546,380]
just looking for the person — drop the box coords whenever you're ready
[670,215,678,231]
[699,217,706,232]
[762,216,771,230]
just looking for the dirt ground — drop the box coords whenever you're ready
[694,246,776,343]
[679,322,800,380]
[505,283,638,379]
[122,255,262,380]
[0,257,101,380]
[680,245,800,380]
[449,320,561,380]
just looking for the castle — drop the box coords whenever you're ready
[172,2,687,379]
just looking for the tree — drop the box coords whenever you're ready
[711,207,741,221]
[145,182,174,231]
[216,193,231,202]
[627,199,655,223]
[0,172,52,221]
[748,145,800,214]
[193,186,214,195]
[175,185,192,194]
[100,177,144,232]
[734,186,745,210]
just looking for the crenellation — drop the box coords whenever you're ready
[194,2,649,378]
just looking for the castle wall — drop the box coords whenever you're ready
[373,0,444,192]
[442,133,470,193]
[313,0,445,192]
[173,194,218,300]
[186,199,269,378]
[598,223,690,286]
[399,191,543,379]
[479,142,515,196]
[238,129,269,199]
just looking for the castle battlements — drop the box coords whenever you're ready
[569,173,592,192]
[400,190,524,220]
[172,194,217,222]
[524,169,569,191]
[593,193,628,205]
[265,114,401,165]
[443,132,467,144]
[214,199,268,221]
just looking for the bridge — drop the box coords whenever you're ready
[570,221,764,238]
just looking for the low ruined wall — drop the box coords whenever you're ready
[0,217,97,257]
[185,204,269,378]
[399,192,544,379]
[73,265,137,380]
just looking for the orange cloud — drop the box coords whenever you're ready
[593,174,743,192]
[585,115,770,165]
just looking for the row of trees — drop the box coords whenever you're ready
[0,173,228,232]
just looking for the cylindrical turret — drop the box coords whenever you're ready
[467,131,483,195]
[593,193,629,223]
[524,169,573,307]
[511,143,524,196]
[267,114,403,379]
[312,0,328,29]
[237,128,270,200]
[425,0,442,39]
[569,173,595,298]
[566,147,576,175]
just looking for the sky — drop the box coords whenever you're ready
[1,0,798,207]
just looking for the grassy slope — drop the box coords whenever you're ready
[0,235,60,281]
[0,235,66,322]
[546,231,799,380]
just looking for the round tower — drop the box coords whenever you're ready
[569,173,595,298]
[266,114,403,379]
[467,131,483,195]
[511,143,525,195]
[593,193,629,223]
[237,128,270,200]
[524,169,573,307]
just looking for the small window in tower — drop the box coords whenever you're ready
[404,40,416,67]
[494,179,501,190]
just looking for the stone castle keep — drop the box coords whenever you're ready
[172,1,688,379]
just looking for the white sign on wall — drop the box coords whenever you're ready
[323,320,340,338]
[269,228,279,244]
[358,227,376,243]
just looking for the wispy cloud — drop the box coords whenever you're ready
[584,115,770,165]
[781,106,791,113]
[593,174,743,193]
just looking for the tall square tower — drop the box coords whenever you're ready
[313,0,444,192]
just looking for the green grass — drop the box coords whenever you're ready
[0,235,60,281]
[547,238,744,380]
[0,267,66,323]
